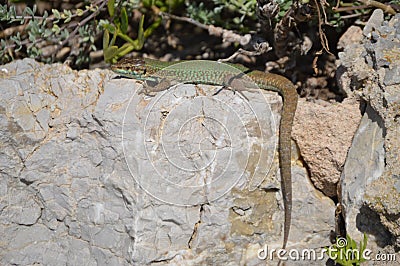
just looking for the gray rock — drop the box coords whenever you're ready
[337,25,363,50]
[363,9,384,38]
[1,187,42,225]
[337,9,400,258]
[0,59,334,265]
[384,65,400,86]
[340,105,386,247]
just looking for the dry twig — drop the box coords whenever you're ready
[357,0,396,15]
[160,12,252,46]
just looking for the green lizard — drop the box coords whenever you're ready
[111,57,298,250]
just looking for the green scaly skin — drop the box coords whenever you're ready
[111,57,298,250]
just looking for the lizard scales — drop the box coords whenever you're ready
[111,57,298,250]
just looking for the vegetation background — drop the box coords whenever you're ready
[1,0,399,99]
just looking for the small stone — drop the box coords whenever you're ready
[337,26,363,50]
[384,65,400,86]
[363,9,384,37]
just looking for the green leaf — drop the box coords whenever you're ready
[43,28,52,38]
[361,233,368,251]
[116,32,135,44]
[42,10,48,20]
[142,0,153,8]
[28,46,40,58]
[24,6,34,17]
[52,9,61,19]
[12,33,22,52]
[64,9,72,23]
[103,29,110,50]
[233,17,240,24]
[76,9,84,16]
[348,234,357,249]
[60,28,69,40]
[120,7,128,34]
[102,23,116,34]
[104,45,118,62]
[28,31,36,42]
[9,5,17,20]
[116,42,135,56]
[52,24,61,34]
[110,26,117,46]
[136,14,144,46]
[107,0,115,17]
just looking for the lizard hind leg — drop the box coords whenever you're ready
[212,85,249,101]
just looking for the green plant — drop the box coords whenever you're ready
[101,0,145,63]
[0,1,108,67]
[0,0,163,67]
[102,0,186,63]
[186,0,258,32]
[326,233,368,266]
[142,0,185,12]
